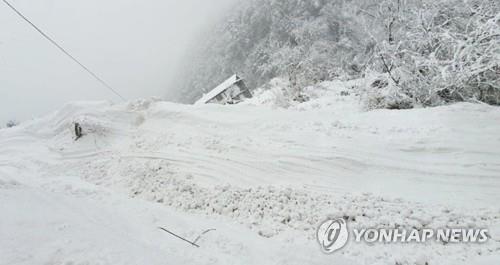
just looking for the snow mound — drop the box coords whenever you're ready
[245,77,363,113]
[2,94,500,265]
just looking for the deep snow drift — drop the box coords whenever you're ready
[1,82,499,265]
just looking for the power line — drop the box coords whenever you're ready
[1,0,126,101]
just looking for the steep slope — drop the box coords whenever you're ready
[170,0,500,106]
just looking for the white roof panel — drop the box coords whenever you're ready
[195,75,240,105]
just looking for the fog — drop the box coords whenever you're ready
[0,0,236,125]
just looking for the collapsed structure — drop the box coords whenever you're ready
[195,75,252,105]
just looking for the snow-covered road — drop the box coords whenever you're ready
[1,85,499,264]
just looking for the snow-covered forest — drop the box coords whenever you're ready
[172,0,499,108]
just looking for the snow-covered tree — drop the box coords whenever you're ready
[368,0,500,107]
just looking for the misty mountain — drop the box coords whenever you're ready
[171,0,499,108]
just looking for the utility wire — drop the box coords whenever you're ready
[2,0,126,101]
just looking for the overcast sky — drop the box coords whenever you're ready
[0,0,235,125]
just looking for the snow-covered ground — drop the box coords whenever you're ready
[1,82,499,265]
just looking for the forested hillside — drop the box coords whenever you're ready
[170,0,499,108]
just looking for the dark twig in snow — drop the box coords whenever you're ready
[158,227,200,248]
[193,229,216,245]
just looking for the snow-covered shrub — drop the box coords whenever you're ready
[5,120,18,128]
[126,97,162,112]
[244,78,301,108]
[361,72,414,110]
